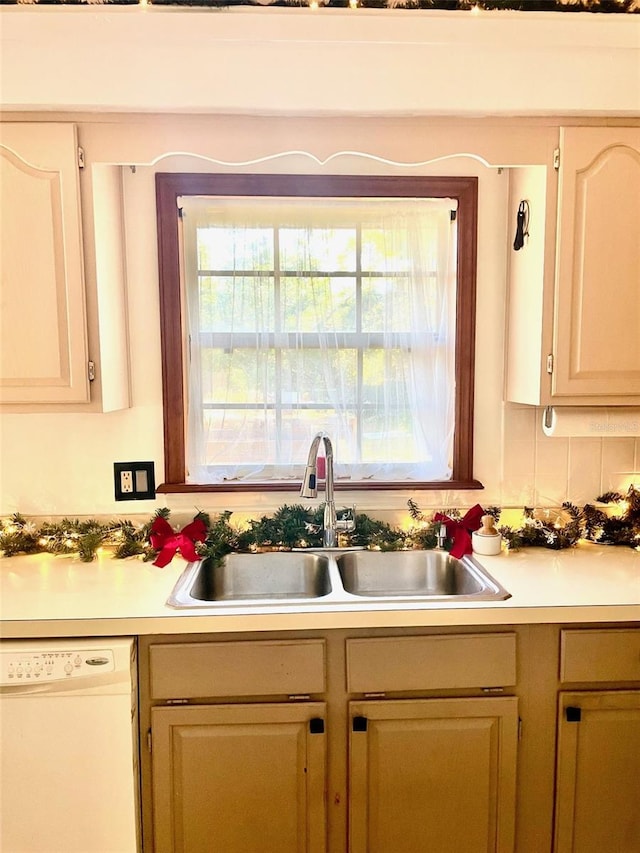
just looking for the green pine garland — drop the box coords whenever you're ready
[1,488,639,564]
[583,487,640,547]
[498,502,584,550]
[7,0,638,10]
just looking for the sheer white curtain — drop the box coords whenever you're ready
[182,196,457,484]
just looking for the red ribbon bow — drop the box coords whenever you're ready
[433,504,485,559]
[150,516,207,568]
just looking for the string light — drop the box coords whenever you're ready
[296,0,635,8]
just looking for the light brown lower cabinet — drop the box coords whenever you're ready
[140,625,640,853]
[554,690,640,853]
[348,696,519,853]
[151,702,327,853]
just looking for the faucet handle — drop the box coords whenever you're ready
[336,505,356,533]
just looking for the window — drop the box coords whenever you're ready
[156,174,480,492]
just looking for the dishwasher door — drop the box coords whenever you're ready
[0,637,140,853]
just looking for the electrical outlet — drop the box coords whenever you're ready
[114,461,156,501]
[120,470,134,494]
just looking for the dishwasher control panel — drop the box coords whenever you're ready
[0,647,116,684]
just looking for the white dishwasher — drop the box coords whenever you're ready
[0,637,140,853]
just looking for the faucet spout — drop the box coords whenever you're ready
[300,432,337,548]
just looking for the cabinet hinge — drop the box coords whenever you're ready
[88,361,96,382]
[546,353,554,375]
[77,146,85,170]
[553,147,560,171]
[147,729,152,753]
[518,718,523,741]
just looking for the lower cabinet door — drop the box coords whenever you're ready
[348,696,518,853]
[554,691,640,853]
[151,702,327,853]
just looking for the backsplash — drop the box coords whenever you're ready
[501,403,640,508]
[2,402,637,522]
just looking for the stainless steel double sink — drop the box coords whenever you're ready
[166,549,510,608]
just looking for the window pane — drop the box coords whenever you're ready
[201,408,275,466]
[279,409,351,465]
[279,227,356,271]
[361,277,411,332]
[362,349,411,409]
[199,276,274,332]
[280,277,356,332]
[281,349,358,406]
[361,409,421,463]
[201,349,275,405]
[361,226,410,273]
[197,226,273,271]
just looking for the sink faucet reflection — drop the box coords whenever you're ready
[300,432,339,547]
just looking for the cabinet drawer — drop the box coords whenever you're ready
[560,629,640,683]
[346,633,516,693]
[150,639,326,699]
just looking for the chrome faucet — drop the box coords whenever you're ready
[300,432,338,548]
[436,523,448,550]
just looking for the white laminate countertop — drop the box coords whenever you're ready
[0,542,639,638]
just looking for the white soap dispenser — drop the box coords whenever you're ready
[472,514,502,556]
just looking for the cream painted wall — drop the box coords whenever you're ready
[1,114,639,523]
[1,8,639,117]
[1,4,639,521]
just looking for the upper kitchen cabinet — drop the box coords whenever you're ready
[506,125,640,406]
[553,127,640,398]
[0,122,130,411]
[0,123,89,404]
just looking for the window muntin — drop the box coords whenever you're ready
[155,174,479,492]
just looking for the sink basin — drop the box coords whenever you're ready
[336,550,510,601]
[166,548,510,608]
[167,552,332,607]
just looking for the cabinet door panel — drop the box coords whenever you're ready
[349,696,518,853]
[560,628,640,683]
[347,633,516,693]
[152,703,326,853]
[553,127,640,397]
[555,691,640,853]
[150,639,326,699]
[0,123,89,404]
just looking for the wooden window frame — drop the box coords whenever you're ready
[155,173,481,493]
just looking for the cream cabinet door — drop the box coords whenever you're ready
[554,691,640,853]
[151,702,327,853]
[349,696,518,853]
[553,126,640,399]
[0,122,89,404]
